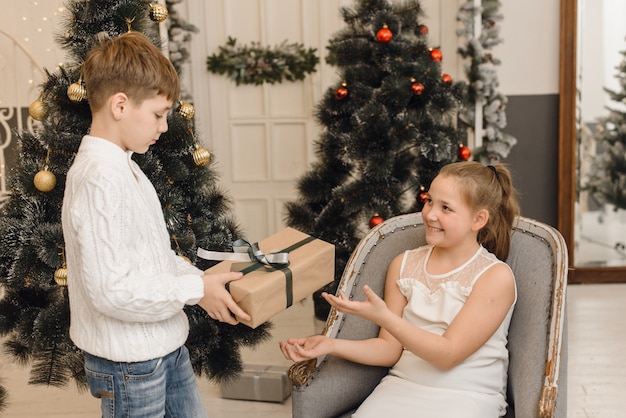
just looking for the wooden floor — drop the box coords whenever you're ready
[1,283,625,417]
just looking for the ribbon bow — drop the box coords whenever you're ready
[197,239,290,267]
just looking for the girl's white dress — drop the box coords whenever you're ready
[353,245,516,418]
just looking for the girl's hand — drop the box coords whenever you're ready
[279,335,332,362]
[322,285,389,324]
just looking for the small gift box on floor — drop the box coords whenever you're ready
[199,227,334,328]
[220,364,291,403]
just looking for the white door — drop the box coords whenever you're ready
[185,0,334,243]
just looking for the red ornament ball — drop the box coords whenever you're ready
[369,214,384,229]
[419,25,429,35]
[441,73,453,84]
[411,82,425,96]
[335,85,349,100]
[429,48,443,62]
[419,185,428,203]
[376,25,393,43]
[458,144,472,161]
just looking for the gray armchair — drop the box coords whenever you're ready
[289,213,568,418]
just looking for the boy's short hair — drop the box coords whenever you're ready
[83,31,180,112]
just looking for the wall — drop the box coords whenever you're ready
[506,95,559,225]
[0,2,67,198]
[498,0,561,227]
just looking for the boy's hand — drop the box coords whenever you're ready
[198,271,250,325]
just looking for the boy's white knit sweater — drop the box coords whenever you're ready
[62,136,205,362]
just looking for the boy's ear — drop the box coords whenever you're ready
[110,92,129,120]
[472,208,489,231]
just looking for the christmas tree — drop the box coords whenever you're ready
[285,0,467,319]
[456,0,516,164]
[0,0,270,395]
[584,42,626,210]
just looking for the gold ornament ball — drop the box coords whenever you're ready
[178,102,195,120]
[149,3,169,22]
[67,82,87,103]
[34,169,57,192]
[193,146,211,166]
[29,99,46,120]
[54,267,68,286]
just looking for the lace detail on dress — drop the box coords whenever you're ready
[398,246,501,296]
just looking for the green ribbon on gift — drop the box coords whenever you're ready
[228,236,316,309]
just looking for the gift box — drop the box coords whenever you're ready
[201,228,334,328]
[220,364,291,403]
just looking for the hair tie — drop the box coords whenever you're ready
[487,165,497,175]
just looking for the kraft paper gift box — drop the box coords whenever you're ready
[220,364,291,403]
[200,227,334,328]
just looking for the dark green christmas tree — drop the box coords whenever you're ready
[285,0,466,319]
[0,0,270,398]
[584,41,626,210]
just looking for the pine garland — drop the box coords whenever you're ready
[207,36,319,85]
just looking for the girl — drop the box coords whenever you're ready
[279,161,521,417]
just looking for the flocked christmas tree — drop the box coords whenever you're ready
[456,0,516,164]
[285,0,467,319]
[0,0,270,397]
[584,41,626,211]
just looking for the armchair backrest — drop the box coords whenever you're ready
[290,213,568,418]
[503,217,568,418]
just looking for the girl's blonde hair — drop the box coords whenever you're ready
[83,31,180,112]
[438,161,520,261]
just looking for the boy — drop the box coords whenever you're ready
[61,31,248,417]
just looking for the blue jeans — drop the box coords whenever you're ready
[84,345,208,418]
